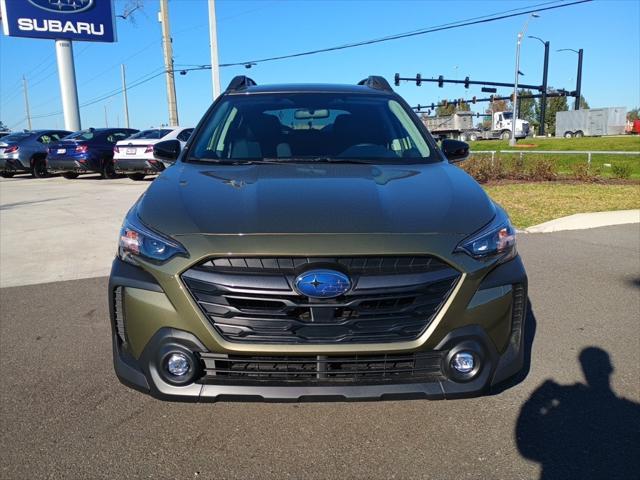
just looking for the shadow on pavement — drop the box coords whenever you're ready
[516,347,640,479]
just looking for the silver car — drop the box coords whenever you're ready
[0,130,71,178]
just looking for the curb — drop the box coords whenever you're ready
[524,209,640,233]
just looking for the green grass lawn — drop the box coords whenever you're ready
[484,182,640,228]
[468,136,640,179]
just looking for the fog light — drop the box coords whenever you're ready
[451,352,475,373]
[166,352,191,376]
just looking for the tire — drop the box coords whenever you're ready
[62,172,79,179]
[459,133,468,142]
[501,130,511,140]
[469,132,478,142]
[564,131,573,138]
[31,157,48,178]
[101,158,117,179]
[575,131,584,138]
[127,173,146,181]
[0,172,15,178]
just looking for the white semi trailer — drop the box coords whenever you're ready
[555,107,627,138]
[422,111,530,141]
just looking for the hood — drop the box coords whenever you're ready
[137,161,496,236]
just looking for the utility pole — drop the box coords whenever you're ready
[540,41,549,134]
[121,64,130,128]
[208,0,221,100]
[159,0,179,125]
[22,76,32,130]
[104,104,109,127]
[575,48,583,110]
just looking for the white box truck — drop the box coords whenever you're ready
[555,107,627,138]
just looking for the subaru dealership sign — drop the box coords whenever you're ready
[1,0,116,42]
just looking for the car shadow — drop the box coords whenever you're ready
[515,347,640,479]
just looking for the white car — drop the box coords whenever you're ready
[113,126,193,180]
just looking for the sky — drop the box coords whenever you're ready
[1,0,639,131]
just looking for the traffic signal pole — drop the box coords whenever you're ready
[539,41,549,135]
[575,48,583,110]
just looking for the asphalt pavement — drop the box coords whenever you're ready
[1,222,638,479]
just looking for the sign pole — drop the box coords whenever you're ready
[207,0,221,101]
[55,39,81,131]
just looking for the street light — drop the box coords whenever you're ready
[528,35,550,136]
[558,48,584,110]
[510,13,539,146]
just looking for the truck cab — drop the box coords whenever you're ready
[493,112,530,140]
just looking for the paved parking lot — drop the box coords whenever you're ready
[0,176,639,479]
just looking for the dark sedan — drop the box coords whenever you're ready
[47,128,138,179]
[0,130,71,178]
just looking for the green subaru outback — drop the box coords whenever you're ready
[109,76,527,401]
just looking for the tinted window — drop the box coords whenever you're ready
[128,129,172,140]
[189,93,433,163]
[177,129,193,142]
[66,130,95,141]
[106,132,132,144]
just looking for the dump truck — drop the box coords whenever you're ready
[555,107,627,138]
[422,111,530,141]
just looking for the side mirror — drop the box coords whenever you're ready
[153,139,181,161]
[441,139,469,163]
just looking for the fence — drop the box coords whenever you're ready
[469,150,640,164]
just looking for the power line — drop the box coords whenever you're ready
[218,0,591,67]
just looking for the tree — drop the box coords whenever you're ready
[579,95,590,109]
[535,90,569,135]
[627,108,639,122]
[518,89,538,127]
[436,100,470,116]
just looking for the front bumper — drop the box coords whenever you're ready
[109,254,528,402]
[114,158,166,175]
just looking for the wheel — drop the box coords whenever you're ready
[469,132,478,142]
[501,130,511,140]
[101,159,117,179]
[62,172,79,179]
[31,157,48,178]
[459,133,468,142]
[0,172,15,178]
[574,131,584,138]
[127,173,146,181]
[564,131,573,138]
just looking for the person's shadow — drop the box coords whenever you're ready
[516,347,640,479]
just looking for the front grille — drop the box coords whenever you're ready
[181,256,461,344]
[198,352,445,385]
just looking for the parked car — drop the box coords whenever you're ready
[109,75,528,402]
[0,130,72,178]
[114,126,193,180]
[47,128,138,179]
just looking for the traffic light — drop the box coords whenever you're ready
[438,75,444,88]
[416,73,422,86]
[464,76,470,89]
[442,99,448,107]
[472,96,477,104]
[394,73,400,86]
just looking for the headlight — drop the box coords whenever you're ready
[118,207,187,264]
[456,206,516,261]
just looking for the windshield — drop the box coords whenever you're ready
[129,129,172,140]
[1,133,31,143]
[189,93,435,163]
[502,112,513,119]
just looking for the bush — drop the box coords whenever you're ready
[528,158,558,181]
[460,157,506,183]
[611,163,632,179]
[570,162,601,182]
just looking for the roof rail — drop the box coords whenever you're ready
[357,76,393,92]
[226,75,257,92]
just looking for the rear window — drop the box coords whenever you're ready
[66,130,95,141]
[1,133,31,142]
[189,93,434,163]
[128,129,172,140]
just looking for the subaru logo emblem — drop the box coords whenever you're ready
[294,270,351,299]
[29,0,94,13]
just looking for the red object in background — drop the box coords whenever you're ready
[625,119,640,134]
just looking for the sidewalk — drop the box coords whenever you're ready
[525,209,640,233]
